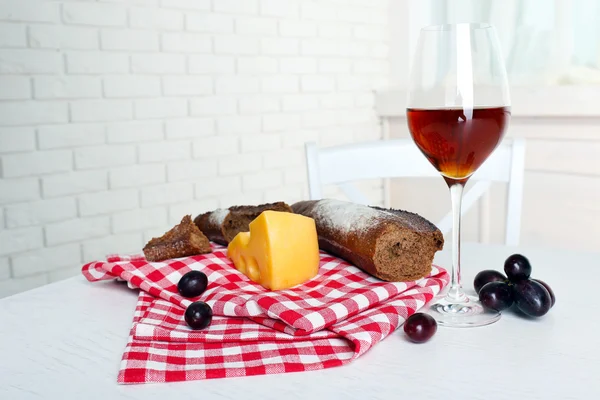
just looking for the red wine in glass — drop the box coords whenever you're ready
[406,107,511,184]
[407,23,511,327]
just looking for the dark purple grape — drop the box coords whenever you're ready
[178,271,208,298]
[478,281,514,311]
[513,280,552,317]
[532,279,555,308]
[404,313,437,343]
[474,269,507,294]
[185,301,213,330]
[504,254,532,282]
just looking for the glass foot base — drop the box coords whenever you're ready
[425,295,501,328]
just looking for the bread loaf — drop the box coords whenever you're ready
[292,199,444,281]
[194,202,293,245]
[143,215,211,262]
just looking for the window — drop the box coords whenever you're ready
[393,0,600,86]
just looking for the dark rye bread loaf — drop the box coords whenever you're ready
[194,202,293,245]
[292,199,444,282]
[143,215,211,262]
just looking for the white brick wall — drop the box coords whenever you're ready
[78,189,139,217]
[45,216,110,246]
[0,226,43,256]
[2,150,72,178]
[0,76,30,100]
[0,23,27,47]
[28,25,98,50]
[66,52,130,74]
[42,170,108,197]
[62,2,127,27]
[1,1,50,24]
[0,49,63,73]
[74,145,136,169]
[104,75,161,98]
[109,164,166,189]
[5,197,77,228]
[0,0,389,298]
[162,33,211,53]
[82,232,143,261]
[165,118,215,139]
[140,182,194,207]
[106,121,163,143]
[0,102,68,125]
[112,207,168,234]
[11,243,81,278]
[70,99,133,122]
[100,29,160,52]
[0,119,31,138]
[129,7,183,31]
[34,76,103,99]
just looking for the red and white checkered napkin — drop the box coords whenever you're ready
[82,244,448,384]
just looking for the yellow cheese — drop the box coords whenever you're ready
[227,211,320,290]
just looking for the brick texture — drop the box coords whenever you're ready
[0,0,388,298]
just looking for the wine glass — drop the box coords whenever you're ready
[406,23,511,327]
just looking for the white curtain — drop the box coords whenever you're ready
[411,0,600,85]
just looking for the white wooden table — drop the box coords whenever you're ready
[1,243,598,400]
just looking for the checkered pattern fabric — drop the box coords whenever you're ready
[82,243,449,384]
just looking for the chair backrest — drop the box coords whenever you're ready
[305,138,526,245]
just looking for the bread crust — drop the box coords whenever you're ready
[143,215,211,262]
[194,212,227,245]
[292,199,444,281]
[194,202,293,245]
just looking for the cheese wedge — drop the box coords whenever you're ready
[227,211,320,290]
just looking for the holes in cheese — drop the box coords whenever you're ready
[227,210,320,290]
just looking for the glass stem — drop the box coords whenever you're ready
[447,182,467,302]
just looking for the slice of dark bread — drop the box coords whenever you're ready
[143,215,211,262]
[292,199,444,281]
[194,202,293,245]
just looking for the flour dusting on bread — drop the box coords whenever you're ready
[312,199,379,234]
[293,199,444,282]
[208,208,229,227]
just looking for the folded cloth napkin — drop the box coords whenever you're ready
[82,244,448,384]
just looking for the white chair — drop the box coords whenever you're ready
[304,138,526,246]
